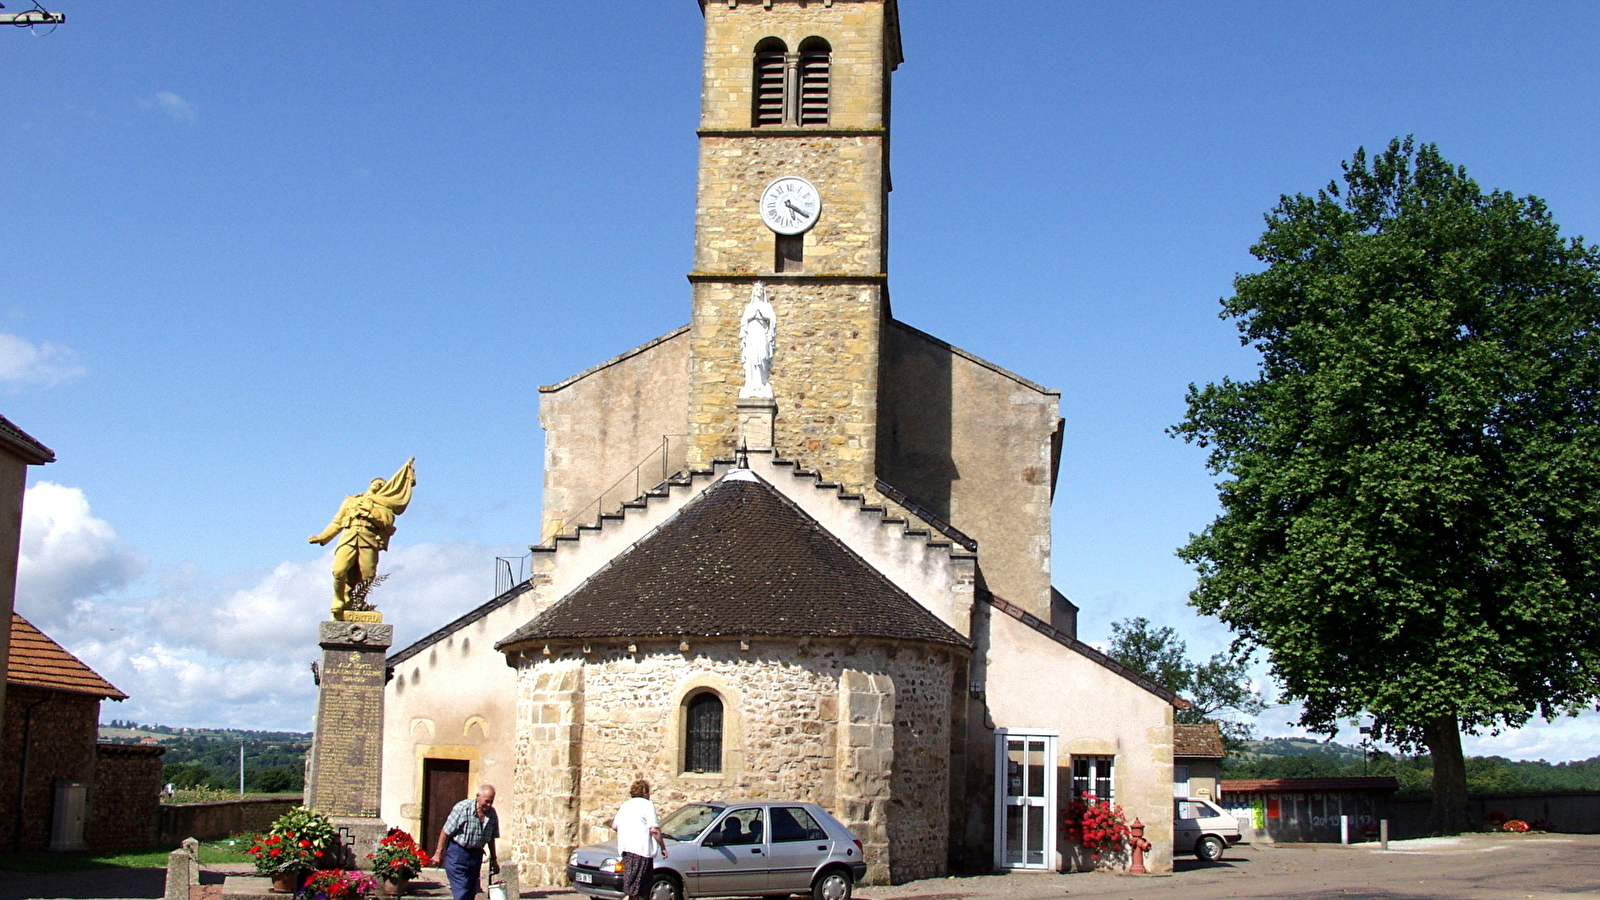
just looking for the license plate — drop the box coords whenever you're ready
[575,873,594,884]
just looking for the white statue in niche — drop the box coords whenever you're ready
[739,282,776,399]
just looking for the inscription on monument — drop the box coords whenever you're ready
[309,621,392,819]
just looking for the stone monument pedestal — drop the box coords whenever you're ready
[307,618,392,869]
[737,398,776,452]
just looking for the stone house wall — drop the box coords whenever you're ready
[508,639,957,887]
[0,686,100,851]
[86,743,164,850]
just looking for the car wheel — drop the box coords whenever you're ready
[649,873,683,900]
[1196,835,1225,862]
[812,869,851,900]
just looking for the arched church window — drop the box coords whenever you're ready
[752,38,788,127]
[797,38,831,126]
[684,691,724,773]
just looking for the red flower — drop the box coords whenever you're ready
[299,840,310,848]
[270,848,281,857]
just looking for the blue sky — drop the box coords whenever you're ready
[6,2,1599,759]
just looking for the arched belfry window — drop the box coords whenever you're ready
[751,37,831,127]
[752,38,789,127]
[685,691,724,774]
[797,38,831,126]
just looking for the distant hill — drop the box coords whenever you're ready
[1225,736,1600,797]
[102,720,311,793]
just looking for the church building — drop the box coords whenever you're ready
[381,0,1184,883]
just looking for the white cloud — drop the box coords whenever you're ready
[0,333,86,388]
[15,483,508,730]
[18,482,145,631]
[137,90,197,124]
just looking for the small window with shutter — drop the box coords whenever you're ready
[751,37,831,128]
[684,691,724,773]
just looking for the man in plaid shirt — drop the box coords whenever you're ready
[435,784,500,900]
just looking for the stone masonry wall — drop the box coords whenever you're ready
[0,686,99,851]
[689,279,882,491]
[510,658,585,886]
[507,639,955,886]
[87,743,163,850]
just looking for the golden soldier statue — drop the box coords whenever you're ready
[310,457,416,620]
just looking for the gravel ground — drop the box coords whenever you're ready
[1,834,1594,900]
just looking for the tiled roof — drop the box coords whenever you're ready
[0,414,54,464]
[1175,722,1226,758]
[498,472,969,649]
[1222,777,1400,795]
[7,613,126,700]
[981,591,1190,710]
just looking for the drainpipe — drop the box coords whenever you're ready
[12,696,49,852]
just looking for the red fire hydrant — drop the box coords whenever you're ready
[1128,818,1152,874]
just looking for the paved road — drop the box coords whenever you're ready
[1,834,1595,900]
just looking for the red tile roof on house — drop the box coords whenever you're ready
[1175,722,1226,759]
[1222,777,1399,795]
[7,613,126,700]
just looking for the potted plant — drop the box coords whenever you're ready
[368,827,432,897]
[247,807,338,893]
[298,869,377,900]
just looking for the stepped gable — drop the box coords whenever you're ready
[7,613,126,700]
[499,471,968,649]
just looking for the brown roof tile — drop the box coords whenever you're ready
[1174,722,1226,759]
[7,613,126,700]
[1222,777,1399,795]
[498,474,969,649]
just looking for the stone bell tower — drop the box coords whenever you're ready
[686,0,902,494]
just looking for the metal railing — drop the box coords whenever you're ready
[494,554,530,597]
[546,435,690,541]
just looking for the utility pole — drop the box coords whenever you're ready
[238,741,245,795]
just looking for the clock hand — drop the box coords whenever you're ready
[785,200,810,219]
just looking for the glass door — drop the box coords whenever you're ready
[994,731,1057,870]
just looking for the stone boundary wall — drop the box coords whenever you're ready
[157,795,303,844]
[1391,792,1600,837]
[87,743,164,850]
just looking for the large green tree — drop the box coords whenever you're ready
[1107,616,1266,743]
[1174,138,1600,834]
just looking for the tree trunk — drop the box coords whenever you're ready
[1424,714,1471,834]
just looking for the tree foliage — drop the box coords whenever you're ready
[1108,616,1266,742]
[1174,138,1600,832]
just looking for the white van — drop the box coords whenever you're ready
[1174,797,1245,861]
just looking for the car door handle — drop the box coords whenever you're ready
[816,845,827,851]
[750,848,762,854]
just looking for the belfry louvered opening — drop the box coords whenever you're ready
[750,36,831,127]
[797,38,831,126]
[752,38,788,127]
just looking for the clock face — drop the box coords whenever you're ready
[760,176,821,235]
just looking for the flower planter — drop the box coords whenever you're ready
[379,876,410,898]
[270,871,304,894]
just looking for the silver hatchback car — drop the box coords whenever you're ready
[568,800,867,900]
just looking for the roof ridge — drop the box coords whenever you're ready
[978,591,1190,710]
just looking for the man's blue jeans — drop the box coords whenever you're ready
[444,840,484,900]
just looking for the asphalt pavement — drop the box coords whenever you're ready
[0,833,1593,900]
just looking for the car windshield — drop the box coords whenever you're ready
[659,804,721,842]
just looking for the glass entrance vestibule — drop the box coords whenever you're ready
[993,730,1058,870]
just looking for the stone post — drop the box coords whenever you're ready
[307,618,392,869]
